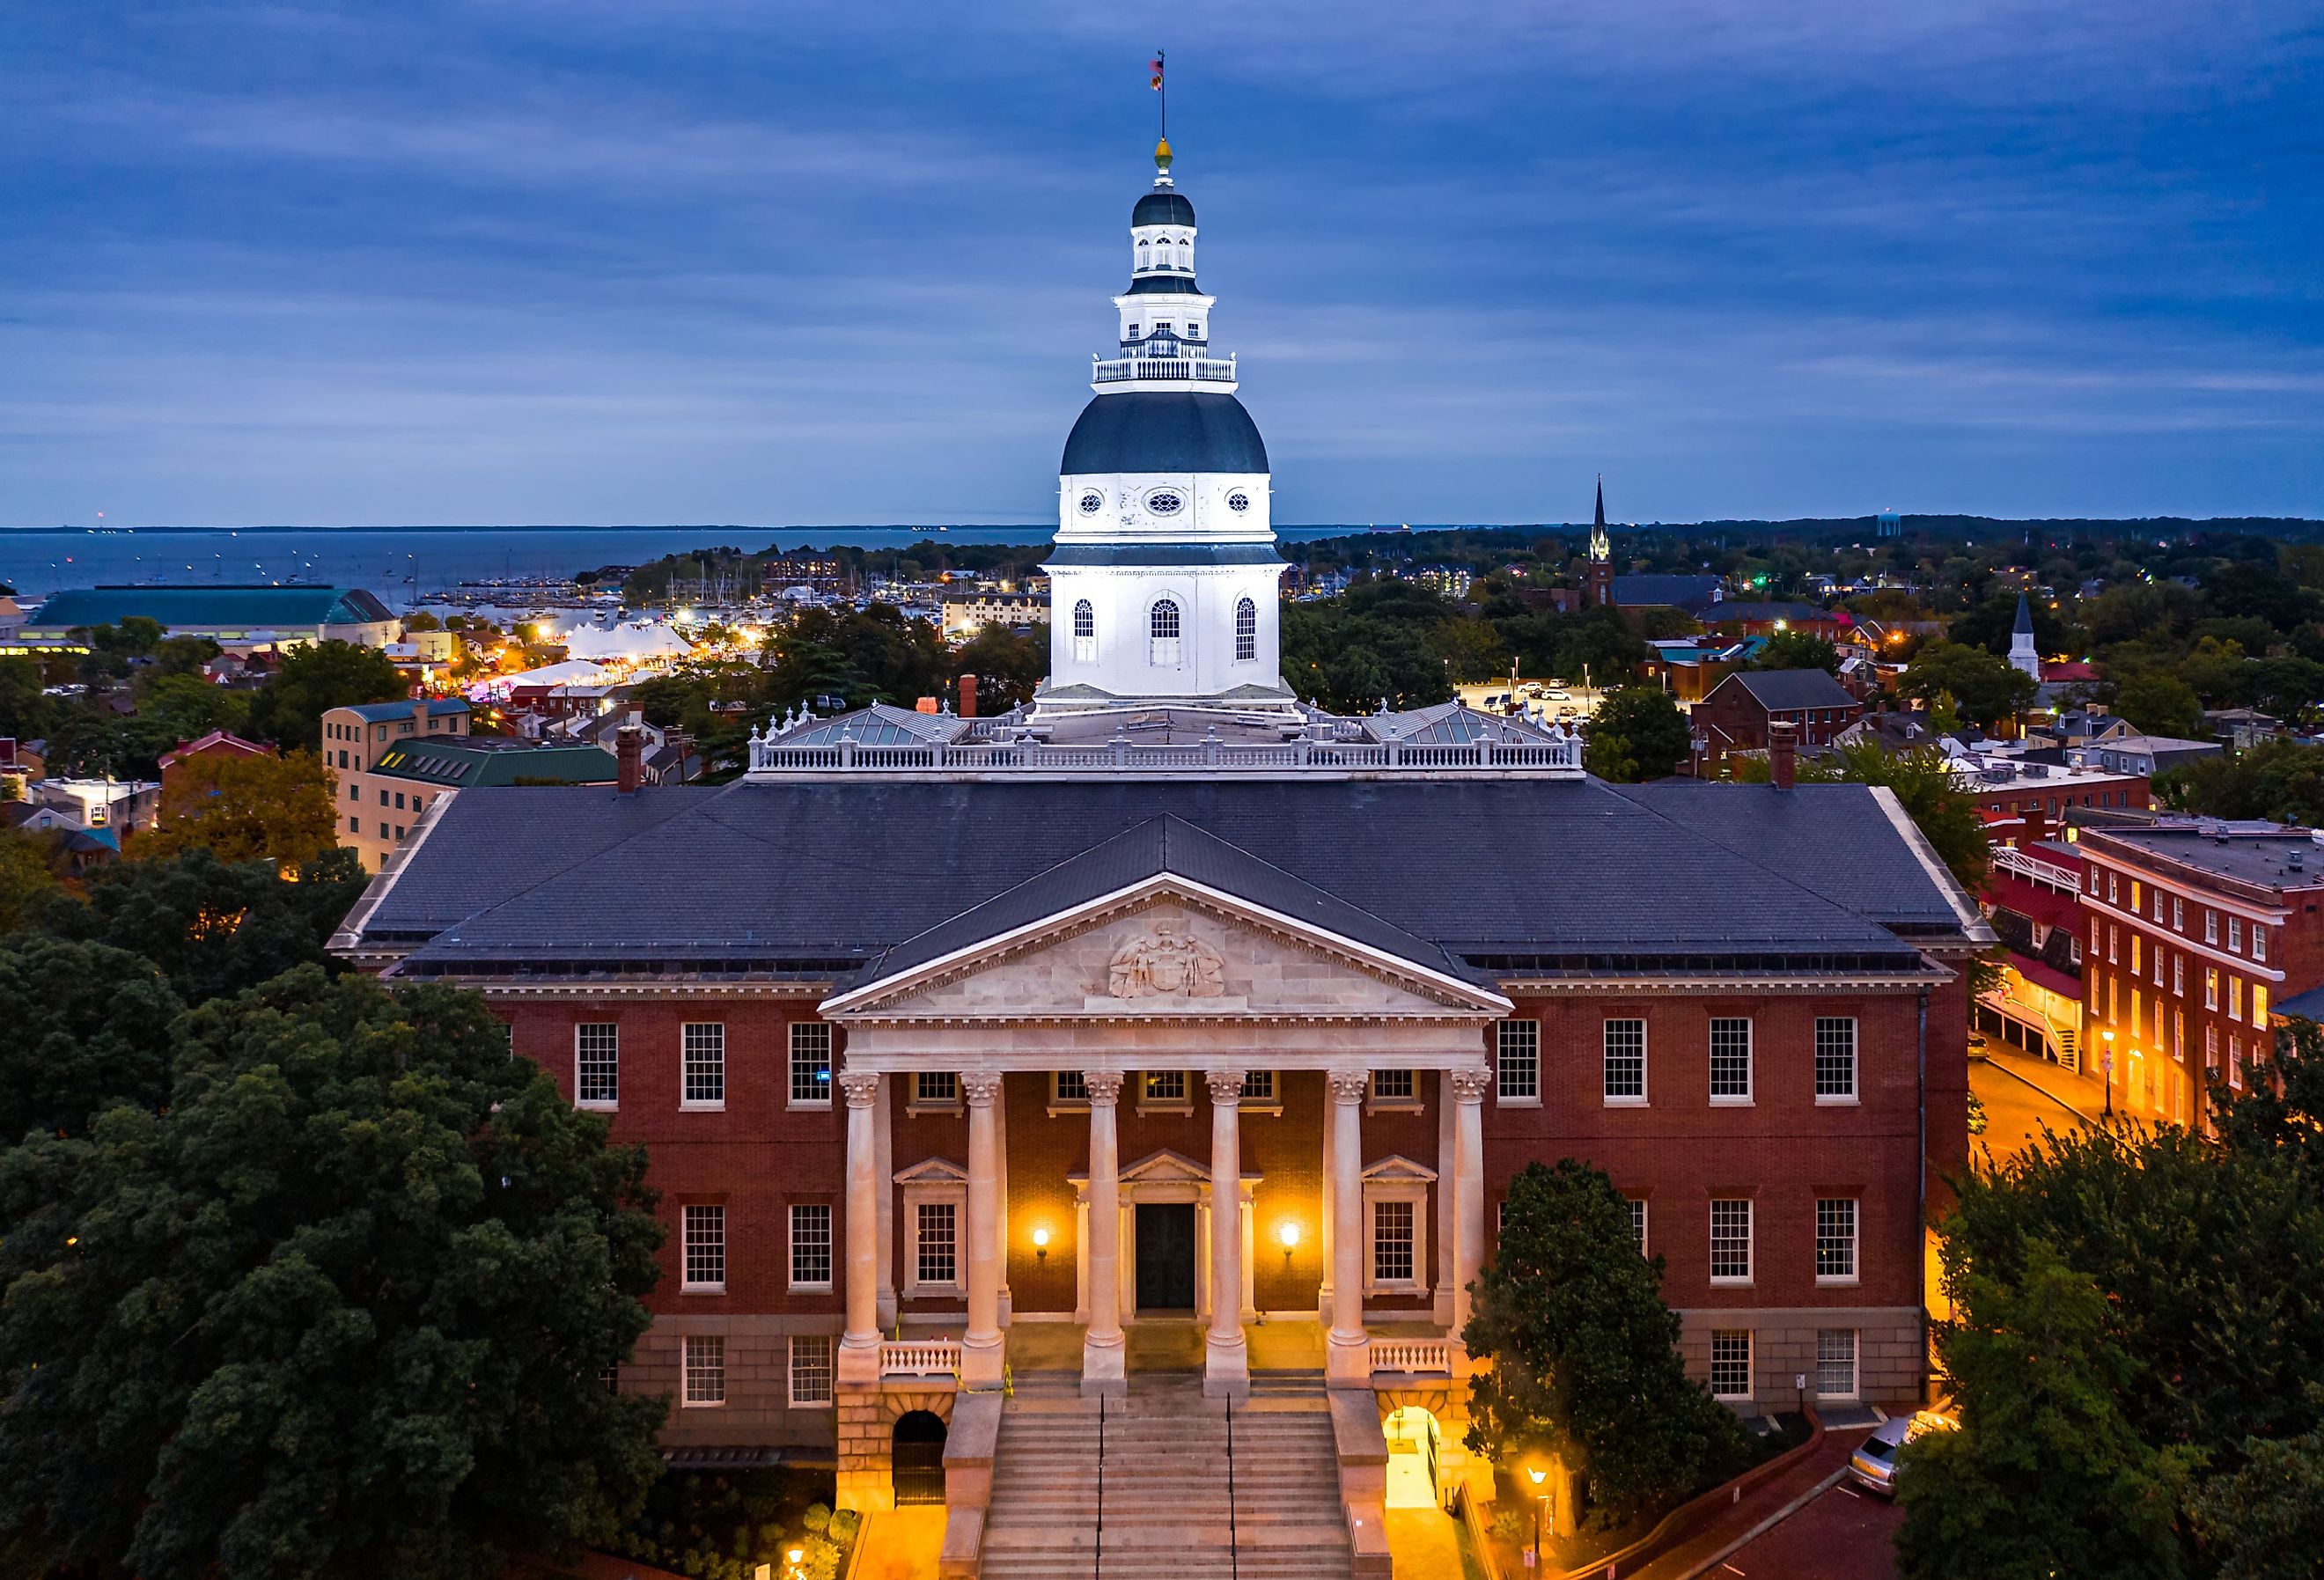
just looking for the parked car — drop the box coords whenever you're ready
[1849,1411,1956,1496]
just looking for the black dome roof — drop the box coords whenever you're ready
[1061,392,1268,476]
[1133,189,1195,228]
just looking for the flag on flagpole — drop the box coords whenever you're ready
[1150,54,1164,90]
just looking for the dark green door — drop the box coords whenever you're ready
[1136,1202,1197,1312]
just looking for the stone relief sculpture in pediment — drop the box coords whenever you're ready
[1106,917,1227,999]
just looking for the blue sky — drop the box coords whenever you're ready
[4,1,2320,527]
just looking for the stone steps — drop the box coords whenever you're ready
[979,1372,1351,1580]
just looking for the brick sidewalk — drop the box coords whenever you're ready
[1623,1428,1873,1580]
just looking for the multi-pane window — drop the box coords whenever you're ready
[682,1023,725,1106]
[1144,1070,1188,1103]
[916,1202,958,1287]
[1709,1018,1753,1101]
[1497,1020,1540,1101]
[2229,916,2244,952]
[2254,984,2269,1025]
[1372,1069,1416,1102]
[1710,1199,1753,1282]
[2173,897,2184,931]
[1813,1018,1857,1100]
[1815,1198,1857,1281]
[1815,1329,1858,1399]
[1233,597,1258,662]
[1239,1069,1276,1102]
[916,1071,960,1106]
[1603,1019,1646,1102]
[2206,909,2219,944]
[791,1203,834,1289]
[1149,599,1181,665]
[1072,599,1097,663]
[1373,1200,1416,1283]
[2230,1036,2245,1090]
[791,1334,835,1407]
[1710,1331,1752,1399]
[683,1204,727,1291]
[2206,968,2219,1010]
[1628,1199,1648,1255]
[682,1335,725,1406]
[1054,1070,1090,1103]
[2254,926,2269,963]
[790,1023,833,1105]
[576,1023,619,1106]
[2172,953,2183,994]
[2231,977,2244,1022]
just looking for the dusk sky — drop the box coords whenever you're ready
[4,2,2320,528]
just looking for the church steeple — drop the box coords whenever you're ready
[1586,475,1614,607]
[2009,591,2041,681]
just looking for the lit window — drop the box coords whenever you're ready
[1603,1018,1646,1102]
[1710,1199,1753,1282]
[682,1024,725,1107]
[1816,1198,1857,1281]
[1710,1331,1752,1399]
[791,1204,834,1289]
[682,1335,725,1407]
[2230,978,2243,1022]
[1497,1020,1540,1102]
[683,1204,726,1291]
[1709,1018,1753,1102]
[2254,984,2269,1025]
[1815,1330,1857,1399]
[2206,968,2219,1010]
[1144,1069,1188,1104]
[576,1024,619,1107]
[790,1334,835,1407]
[790,1022,833,1106]
[1233,598,1257,662]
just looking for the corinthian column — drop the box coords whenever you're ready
[1082,1070,1127,1398]
[960,1071,1006,1388]
[1449,1066,1490,1355]
[836,1069,884,1386]
[1204,1068,1250,1400]
[1326,1067,1372,1389]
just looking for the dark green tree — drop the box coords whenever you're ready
[1896,1245,2200,1580]
[1947,588,2083,661]
[1464,1159,1748,1529]
[0,657,53,742]
[244,640,405,750]
[0,967,667,1580]
[2187,1402,2324,1580]
[0,936,180,1143]
[1900,642,2036,728]
[2114,671,2205,739]
[1750,631,1841,672]
[2156,739,2324,824]
[1582,686,1691,781]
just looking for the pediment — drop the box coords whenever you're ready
[1362,1154,1438,1185]
[1120,1148,1210,1186]
[894,1157,967,1186]
[826,887,1507,1023]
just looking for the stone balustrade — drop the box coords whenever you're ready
[1368,1339,1452,1375]
[881,1339,964,1378]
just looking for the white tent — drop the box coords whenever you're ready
[465,658,619,702]
[561,622,695,663]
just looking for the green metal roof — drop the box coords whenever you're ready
[372,739,617,789]
[25,584,395,633]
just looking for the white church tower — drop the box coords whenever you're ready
[1035,134,1293,717]
[2009,592,2041,682]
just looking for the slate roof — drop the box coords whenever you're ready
[362,775,1975,981]
[860,814,1497,988]
[1712,669,1861,712]
[340,697,471,723]
[1133,190,1196,227]
[371,738,617,789]
[27,584,394,632]
[1063,393,1267,475]
[1610,574,1724,612]
[2272,984,2324,1022]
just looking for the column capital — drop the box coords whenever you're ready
[1204,1068,1248,1105]
[1327,1068,1370,1105]
[960,1071,1005,1107]
[1083,1069,1126,1106]
[1446,1067,1493,1105]
[838,1069,882,1107]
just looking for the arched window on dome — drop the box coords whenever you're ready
[1149,599,1181,667]
[1233,598,1257,663]
[1072,599,1096,664]
[1136,238,1151,272]
[1175,239,1192,271]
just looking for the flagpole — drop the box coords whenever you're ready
[1158,48,1166,141]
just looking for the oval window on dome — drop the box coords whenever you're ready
[1226,490,1250,513]
[1078,491,1104,515]
[1146,489,1184,517]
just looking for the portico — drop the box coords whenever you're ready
[820,816,1506,1405]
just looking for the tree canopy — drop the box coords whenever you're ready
[1900,642,2037,728]
[1583,686,1693,782]
[243,641,406,751]
[143,750,341,870]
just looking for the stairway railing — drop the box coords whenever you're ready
[1092,1393,1106,1580]
[1225,1398,1239,1580]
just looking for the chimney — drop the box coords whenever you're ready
[614,707,644,795]
[2023,802,2048,848]
[959,673,977,719]
[1769,719,1797,790]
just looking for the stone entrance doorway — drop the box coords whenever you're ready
[1135,1202,1196,1312]
[890,1409,947,1506]
[1384,1403,1444,1509]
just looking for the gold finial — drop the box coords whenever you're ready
[1154,136,1173,174]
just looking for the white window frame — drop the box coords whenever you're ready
[681,1334,726,1407]
[2229,915,2243,952]
[1602,1018,1647,1106]
[789,1022,833,1107]
[681,1022,725,1110]
[1814,1017,1858,1104]
[1367,1198,1423,1294]
[1628,1198,1649,1257]
[1138,1069,1192,1115]
[1815,1329,1858,1400]
[1051,1069,1091,1107]
[2205,908,2219,944]
[2205,967,2219,1010]
[1071,599,1097,664]
[1148,598,1182,667]
[908,1197,963,1297]
[2254,925,2269,964]
[682,1203,727,1293]
[1232,597,1257,663]
[790,1202,835,1292]
[1815,1197,1858,1285]
[1710,1198,1754,1285]
[1368,1069,1421,1113]
[575,1022,619,1110]
[1709,1330,1753,1400]
[2173,896,2184,931]
[790,1334,835,1407]
[1709,1018,1754,1105]
[1497,1020,1541,1105]
[911,1070,961,1114]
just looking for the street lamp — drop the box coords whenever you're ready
[1526,1465,1548,1567]
[2100,1029,2116,1121]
